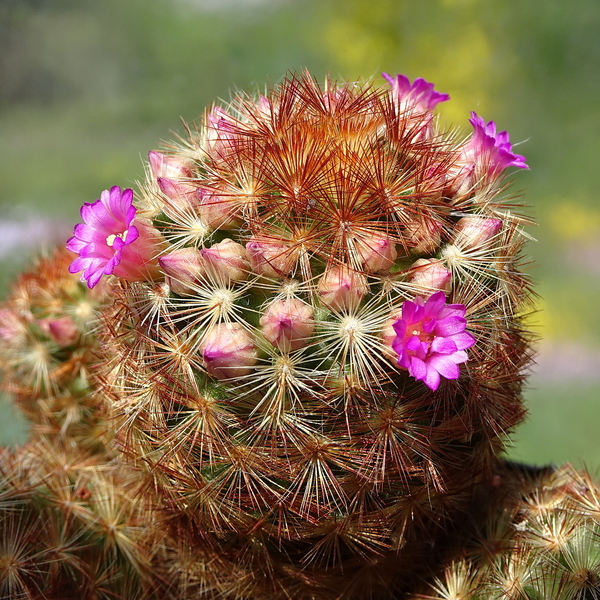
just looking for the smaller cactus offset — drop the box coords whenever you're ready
[0,250,109,452]
[409,463,600,600]
[1,70,597,600]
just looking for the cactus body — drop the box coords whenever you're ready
[93,72,533,597]
[0,72,575,600]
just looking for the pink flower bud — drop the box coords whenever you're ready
[260,297,315,352]
[148,151,193,180]
[403,219,442,254]
[355,233,398,272]
[201,239,250,283]
[205,107,238,159]
[408,259,452,293]
[455,217,502,250]
[196,188,240,231]
[158,247,205,294]
[0,309,25,344]
[158,177,198,208]
[256,95,274,119]
[391,291,475,391]
[39,316,79,347]
[318,266,369,312]
[200,322,257,380]
[246,237,295,279]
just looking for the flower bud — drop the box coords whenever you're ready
[408,259,452,294]
[256,95,274,119]
[148,151,193,180]
[200,322,257,380]
[403,219,442,254]
[0,309,25,344]
[39,316,79,347]
[260,297,315,352]
[158,177,197,209]
[246,237,295,279]
[205,107,238,159]
[201,239,250,283]
[196,188,240,230]
[454,217,502,250]
[318,266,369,312]
[158,247,205,294]
[355,233,398,272]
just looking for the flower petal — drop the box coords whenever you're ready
[423,367,441,391]
[428,354,460,380]
[66,236,87,253]
[450,331,476,351]
[434,316,466,337]
[423,291,446,317]
[408,356,427,380]
[430,337,458,354]
[401,300,418,323]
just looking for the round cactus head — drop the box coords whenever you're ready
[67,72,533,597]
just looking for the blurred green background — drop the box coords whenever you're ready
[1,0,599,467]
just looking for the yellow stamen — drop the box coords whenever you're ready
[106,229,128,247]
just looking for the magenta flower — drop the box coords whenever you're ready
[466,112,528,173]
[382,73,450,112]
[66,186,157,288]
[391,291,475,391]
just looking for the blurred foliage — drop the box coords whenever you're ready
[1,0,599,465]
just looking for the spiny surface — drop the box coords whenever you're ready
[88,73,534,596]
[0,71,539,599]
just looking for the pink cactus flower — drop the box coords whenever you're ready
[391,291,475,391]
[382,73,449,113]
[450,115,528,196]
[66,186,159,288]
[464,112,528,175]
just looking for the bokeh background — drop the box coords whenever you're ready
[1,0,599,467]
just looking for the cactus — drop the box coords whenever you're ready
[1,71,598,599]
[408,463,600,600]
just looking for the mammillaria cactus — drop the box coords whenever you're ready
[1,71,598,599]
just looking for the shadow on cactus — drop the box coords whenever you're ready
[2,71,598,600]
